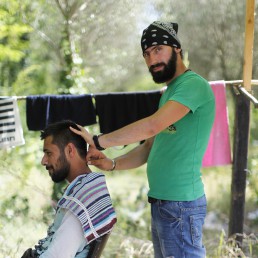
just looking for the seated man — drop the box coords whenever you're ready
[21,120,117,258]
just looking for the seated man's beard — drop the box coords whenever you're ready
[51,165,70,183]
[51,154,70,183]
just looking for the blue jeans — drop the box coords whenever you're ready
[151,195,206,258]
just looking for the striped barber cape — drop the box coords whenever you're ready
[57,172,117,244]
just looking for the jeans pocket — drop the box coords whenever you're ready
[190,213,205,247]
[158,202,180,222]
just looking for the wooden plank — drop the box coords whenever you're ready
[243,0,255,91]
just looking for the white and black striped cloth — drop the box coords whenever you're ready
[57,172,117,245]
[0,97,24,148]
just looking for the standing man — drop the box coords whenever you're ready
[21,120,116,258]
[72,21,215,258]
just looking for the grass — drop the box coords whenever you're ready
[0,149,258,257]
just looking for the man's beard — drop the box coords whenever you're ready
[47,153,70,183]
[149,49,177,84]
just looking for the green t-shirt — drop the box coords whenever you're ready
[147,71,215,201]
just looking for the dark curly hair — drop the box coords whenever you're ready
[40,120,87,159]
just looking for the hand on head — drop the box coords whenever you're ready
[70,124,94,146]
[70,125,114,171]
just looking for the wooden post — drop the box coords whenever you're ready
[229,91,250,245]
[228,0,255,245]
[242,0,255,91]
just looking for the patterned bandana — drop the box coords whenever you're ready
[141,21,181,53]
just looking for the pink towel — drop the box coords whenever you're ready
[202,81,231,167]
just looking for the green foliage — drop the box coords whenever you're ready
[0,0,32,61]
[202,165,232,216]
[155,0,257,81]
[12,65,47,95]
[0,23,31,62]
[112,184,151,240]
[0,0,33,90]
[0,0,258,257]
[207,230,258,258]
[0,162,258,257]
[2,0,258,95]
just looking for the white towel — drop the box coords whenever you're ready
[0,97,25,148]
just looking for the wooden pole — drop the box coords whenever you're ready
[228,0,255,245]
[229,92,250,245]
[242,0,255,91]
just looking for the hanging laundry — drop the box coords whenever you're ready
[95,90,161,133]
[26,94,97,131]
[0,97,25,148]
[202,81,231,167]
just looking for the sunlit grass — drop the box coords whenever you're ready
[0,148,258,257]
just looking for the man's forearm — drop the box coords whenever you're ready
[99,117,157,149]
[114,137,154,170]
[97,101,190,149]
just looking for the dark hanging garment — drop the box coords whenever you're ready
[95,90,161,133]
[26,95,49,131]
[26,94,97,131]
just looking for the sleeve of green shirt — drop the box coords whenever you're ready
[169,76,213,113]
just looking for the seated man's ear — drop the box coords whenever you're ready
[65,143,76,158]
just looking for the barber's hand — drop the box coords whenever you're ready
[87,146,115,171]
[87,145,106,161]
[70,124,94,146]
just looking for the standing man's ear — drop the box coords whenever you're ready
[174,47,182,54]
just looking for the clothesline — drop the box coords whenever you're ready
[1,79,258,101]
[1,91,159,100]
[238,86,258,108]
[0,81,232,167]
[224,79,258,86]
